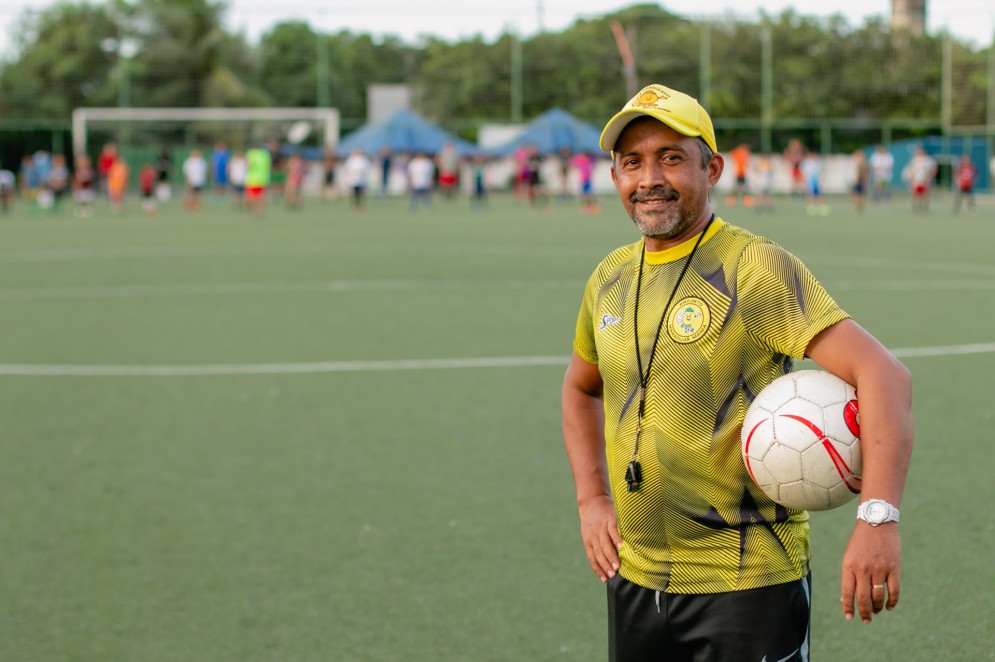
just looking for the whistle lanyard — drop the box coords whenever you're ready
[626,215,715,493]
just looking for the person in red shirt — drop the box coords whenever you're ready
[139,163,158,215]
[97,142,117,198]
[953,154,977,214]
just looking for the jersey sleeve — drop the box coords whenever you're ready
[737,240,850,359]
[572,268,600,365]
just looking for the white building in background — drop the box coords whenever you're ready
[367,84,416,123]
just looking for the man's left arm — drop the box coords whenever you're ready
[806,318,913,624]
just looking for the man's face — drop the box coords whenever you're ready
[610,117,722,245]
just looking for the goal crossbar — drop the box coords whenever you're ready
[72,107,340,155]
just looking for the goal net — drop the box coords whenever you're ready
[71,107,340,162]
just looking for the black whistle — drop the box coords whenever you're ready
[625,460,642,493]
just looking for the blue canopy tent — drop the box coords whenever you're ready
[489,108,604,156]
[335,109,477,157]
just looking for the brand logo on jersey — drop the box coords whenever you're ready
[668,297,710,344]
[598,313,622,331]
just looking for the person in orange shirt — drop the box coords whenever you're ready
[725,143,753,207]
[107,157,129,214]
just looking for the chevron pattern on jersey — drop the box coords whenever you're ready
[573,219,849,593]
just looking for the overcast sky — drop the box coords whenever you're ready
[0,0,992,56]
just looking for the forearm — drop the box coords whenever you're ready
[562,385,610,504]
[852,356,913,506]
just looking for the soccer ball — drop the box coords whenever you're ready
[741,370,862,511]
[286,121,312,144]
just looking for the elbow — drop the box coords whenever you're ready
[887,355,912,397]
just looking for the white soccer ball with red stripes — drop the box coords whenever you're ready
[741,370,862,511]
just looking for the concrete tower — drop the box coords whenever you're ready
[892,0,926,36]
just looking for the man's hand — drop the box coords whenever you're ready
[840,522,901,623]
[578,494,623,582]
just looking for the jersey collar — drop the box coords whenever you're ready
[642,218,725,265]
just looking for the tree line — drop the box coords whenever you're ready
[0,0,990,141]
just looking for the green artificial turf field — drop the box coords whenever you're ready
[0,190,992,660]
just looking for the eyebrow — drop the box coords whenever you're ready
[614,144,689,160]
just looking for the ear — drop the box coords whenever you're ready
[706,152,724,189]
[609,162,619,190]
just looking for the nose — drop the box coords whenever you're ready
[637,159,667,190]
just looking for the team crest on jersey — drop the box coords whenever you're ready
[668,297,710,344]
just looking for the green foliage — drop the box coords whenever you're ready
[0,4,119,117]
[0,0,990,137]
[258,21,318,107]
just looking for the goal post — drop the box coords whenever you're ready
[71,107,340,157]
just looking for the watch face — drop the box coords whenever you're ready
[867,502,888,522]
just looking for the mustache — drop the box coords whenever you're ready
[630,187,679,203]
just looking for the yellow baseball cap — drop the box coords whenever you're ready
[600,83,717,154]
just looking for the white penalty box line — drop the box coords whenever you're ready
[0,343,993,377]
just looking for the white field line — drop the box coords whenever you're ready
[0,242,598,263]
[1,277,995,302]
[0,356,570,376]
[807,256,995,278]
[0,342,992,377]
[830,279,995,291]
[0,279,582,301]
[1,242,994,278]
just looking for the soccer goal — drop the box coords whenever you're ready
[71,107,340,157]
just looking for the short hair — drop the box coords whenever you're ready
[695,137,714,170]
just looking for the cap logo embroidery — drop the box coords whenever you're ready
[635,87,669,108]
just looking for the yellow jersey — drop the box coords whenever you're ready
[573,219,850,593]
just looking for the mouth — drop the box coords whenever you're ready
[633,197,676,210]
[631,189,678,205]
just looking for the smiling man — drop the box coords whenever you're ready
[561,84,914,661]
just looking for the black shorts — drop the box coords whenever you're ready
[607,573,811,662]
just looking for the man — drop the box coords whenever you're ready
[724,142,752,207]
[561,83,913,661]
[801,148,828,216]
[182,149,208,213]
[0,164,15,213]
[952,153,977,214]
[211,141,231,198]
[244,146,272,216]
[869,144,894,202]
[406,151,435,211]
[902,146,937,213]
[436,141,459,200]
[343,148,371,211]
[72,154,96,218]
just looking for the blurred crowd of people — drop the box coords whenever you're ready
[4,138,989,220]
[717,139,995,217]
[0,139,610,218]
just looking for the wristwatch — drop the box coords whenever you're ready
[856,499,900,526]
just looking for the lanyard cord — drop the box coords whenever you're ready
[630,214,715,462]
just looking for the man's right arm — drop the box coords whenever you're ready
[562,352,622,582]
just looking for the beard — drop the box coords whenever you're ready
[627,186,698,240]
